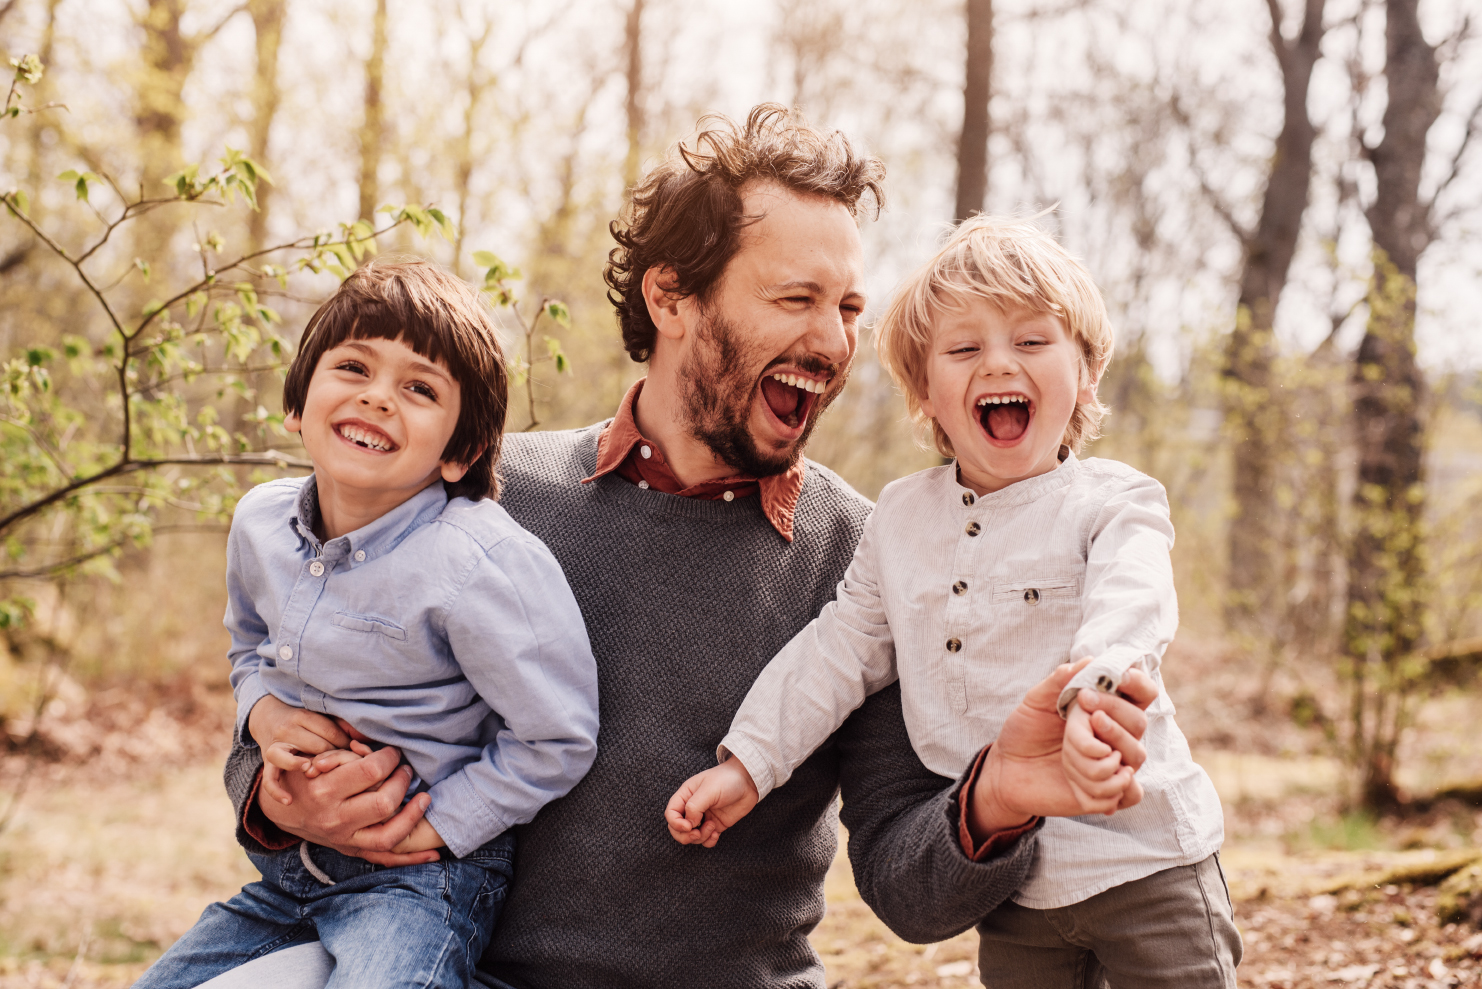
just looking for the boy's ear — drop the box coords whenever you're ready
[284,411,303,434]
[1077,369,1100,407]
[440,461,470,483]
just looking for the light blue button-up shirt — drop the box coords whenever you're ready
[226,475,599,857]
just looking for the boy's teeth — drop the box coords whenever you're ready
[976,395,1027,407]
[339,424,390,450]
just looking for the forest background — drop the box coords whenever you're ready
[2,0,1482,986]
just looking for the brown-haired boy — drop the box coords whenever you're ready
[667,218,1238,987]
[135,258,599,989]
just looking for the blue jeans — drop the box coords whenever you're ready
[134,833,515,989]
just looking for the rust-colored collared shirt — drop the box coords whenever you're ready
[583,378,805,542]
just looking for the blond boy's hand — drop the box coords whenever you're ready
[664,758,760,848]
[1062,696,1144,815]
[263,739,377,805]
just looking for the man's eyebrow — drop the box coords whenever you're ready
[764,280,866,304]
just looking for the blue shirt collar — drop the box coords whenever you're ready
[289,475,449,565]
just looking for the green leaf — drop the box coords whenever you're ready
[25,346,54,367]
[544,301,571,328]
[134,258,151,283]
[10,54,43,86]
[472,250,500,268]
[554,353,569,373]
[8,188,29,215]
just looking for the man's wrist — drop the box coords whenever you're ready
[965,746,1033,841]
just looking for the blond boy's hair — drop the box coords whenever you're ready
[874,215,1113,458]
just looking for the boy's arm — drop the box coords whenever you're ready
[224,522,273,749]
[719,510,897,798]
[1057,472,1178,717]
[421,534,600,859]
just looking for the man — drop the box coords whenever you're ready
[217,105,1155,988]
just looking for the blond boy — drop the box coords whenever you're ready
[666,217,1238,988]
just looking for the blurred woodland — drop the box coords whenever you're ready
[3,0,1482,983]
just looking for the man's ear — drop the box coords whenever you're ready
[642,266,688,342]
[284,411,303,434]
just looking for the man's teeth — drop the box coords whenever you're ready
[976,395,1029,407]
[337,424,392,451]
[770,372,826,394]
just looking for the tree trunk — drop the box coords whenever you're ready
[134,0,193,186]
[246,0,286,253]
[1224,0,1326,640]
[1345,0,1439,811]
[622,0,645,191]
[357,0,389,223]
[953,0,992,222]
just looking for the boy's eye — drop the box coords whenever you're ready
[409,382,437,400]
[334,360,368,375]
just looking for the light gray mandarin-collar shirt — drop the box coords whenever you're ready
[226,476,599,858]
[721,453,1224,910]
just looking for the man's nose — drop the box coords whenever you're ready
[802,305,855,366]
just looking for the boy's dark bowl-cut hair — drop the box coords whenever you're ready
[283,256,509,501]
[605,103,886,363]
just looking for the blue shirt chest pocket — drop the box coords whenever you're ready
[325,611,447,688]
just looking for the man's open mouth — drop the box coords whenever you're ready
[760,372,825,429]
[335,422,397,452]
[977,394,1031,442]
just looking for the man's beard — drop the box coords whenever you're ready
[678,309,848,478]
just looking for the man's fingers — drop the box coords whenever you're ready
[317,745,405,801]
[354,848,442,866]
[1114,668,1158,710]
[347,790,428,853]
[1021,656,1096,712]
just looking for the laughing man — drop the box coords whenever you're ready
[218,105,1156,989]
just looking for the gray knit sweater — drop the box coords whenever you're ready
[224,424,1039,988]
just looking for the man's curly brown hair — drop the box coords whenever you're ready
[604,103,886,363]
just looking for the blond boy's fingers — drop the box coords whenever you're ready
[1084,706,1147,772]
[1064,706,1113,760]
[664,788,697,835]
[264,743,309,773]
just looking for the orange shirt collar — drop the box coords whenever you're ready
[584,378,805,542]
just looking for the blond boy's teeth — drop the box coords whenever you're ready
[770,372,826,394]
[337,424,392,451]
[976,395,1028,407]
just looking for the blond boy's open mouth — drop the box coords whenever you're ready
[977,395,1032,443]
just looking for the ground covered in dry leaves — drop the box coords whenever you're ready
[1,640,1481,987]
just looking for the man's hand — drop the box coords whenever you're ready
[968,657,1155,842]
[665,758,760,848]
[258,741,439,866]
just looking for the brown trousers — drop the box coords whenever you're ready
[976,853,1242,989]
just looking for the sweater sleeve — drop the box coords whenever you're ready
[718,510,898,798]
[1057,471,1178,716]
[836,682,1042,944]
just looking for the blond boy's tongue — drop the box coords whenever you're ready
[985,404,1029,441]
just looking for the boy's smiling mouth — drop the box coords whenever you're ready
[977,394,1032,443]
[334,420,398,453]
